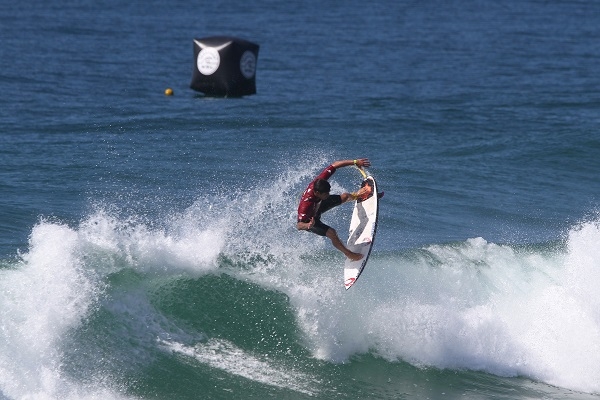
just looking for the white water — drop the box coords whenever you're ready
[276,220,600,395]
[0,208,225,399]
[162,338,319,395]
[0,222,125,399]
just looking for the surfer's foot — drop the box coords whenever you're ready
[347,251,364,261]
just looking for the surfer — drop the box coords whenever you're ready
[297,158,372,261]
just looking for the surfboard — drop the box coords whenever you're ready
[344,170,379,290]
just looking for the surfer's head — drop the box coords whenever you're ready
[313,179,331,199]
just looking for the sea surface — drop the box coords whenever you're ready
[1,1,600,399]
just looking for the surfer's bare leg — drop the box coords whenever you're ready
[326,228,363,261]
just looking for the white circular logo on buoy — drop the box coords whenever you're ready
[197,47,220,75]
[240,51,256,79]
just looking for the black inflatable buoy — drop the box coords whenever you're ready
[190,36,259,97]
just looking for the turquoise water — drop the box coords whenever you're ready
[1,1,600,399]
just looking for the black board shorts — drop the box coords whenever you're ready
[308,194,342,236]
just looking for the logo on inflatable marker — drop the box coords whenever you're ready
[240,51,256,79]
[197,47,220,75]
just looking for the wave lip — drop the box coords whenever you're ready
[0,222,104,398]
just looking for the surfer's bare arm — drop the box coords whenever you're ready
[331,158,370,169]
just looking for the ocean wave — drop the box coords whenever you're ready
[2,202,600,398]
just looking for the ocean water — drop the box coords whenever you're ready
[2,0,600,399]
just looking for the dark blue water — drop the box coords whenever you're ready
[1,1,600,399]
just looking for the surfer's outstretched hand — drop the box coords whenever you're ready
[355,158,370,168]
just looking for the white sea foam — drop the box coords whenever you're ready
[78,208,225,275]
[162,338,319,396]
[269,220,600,395]
[0,207,226,399]
[0,221,128,399]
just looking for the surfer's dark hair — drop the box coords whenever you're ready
[314,179,331,193]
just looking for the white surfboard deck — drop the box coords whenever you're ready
[344,174,379,290]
